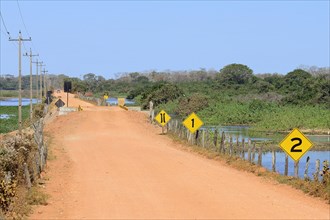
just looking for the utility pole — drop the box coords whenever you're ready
[38,62,45,101]
[24,48,38,119]
[32,59,40,103]
[9,31,31,134]
[42,69,48,100]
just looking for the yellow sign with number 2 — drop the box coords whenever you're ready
[279,128,313,162]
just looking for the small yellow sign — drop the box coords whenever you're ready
[279,128,313,162]
[155,110,171,127]
[118,98,125,106]
[104,95,109,100]
[183,112,203,133]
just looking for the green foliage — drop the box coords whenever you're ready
[216,63,254,85]
[0,106,30,134]
[141,83,183,109]
[176,93,210,117]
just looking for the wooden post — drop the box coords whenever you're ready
[175,120,178,134]
[241,138,245,159]
[313,159,320,181]
[284,155,289,176]
[219,131,225,153]
[294,160,299,178]
[202,129,205,148]
[304,156,310,180]
[229,136,233,156]
[258,147,262,166]
[162,126,164,135]
[205,129,209,148]
[195,130,199,146]
[247,139,252,162]
[251,143,256,163]
[149,101,154,123]
[24,163,32,188]
[213,129,218,148]
[236,137,239,156]
[272,149,276,172]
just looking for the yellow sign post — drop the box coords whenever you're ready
[279,128,313,162]
[182,112,203,133]
[103,95,109,100]
[155,110,171,127]
[118,98,125,106]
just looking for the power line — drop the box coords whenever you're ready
[16,0,37,56]
[16,0,31,38]
[0,11,11,37]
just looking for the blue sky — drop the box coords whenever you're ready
[1,1,329,79]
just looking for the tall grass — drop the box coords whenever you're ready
[0,106,30,133]
[194,102,330,132]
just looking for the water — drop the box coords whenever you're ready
[106,97,135,106]
[0,98,39,106]
[202,125,330,144]
[0,114,14,119]
[248,151,330,179]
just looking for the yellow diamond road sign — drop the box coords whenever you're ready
[155,110,171,127]
[183,112,203,133]
[279,128,313,162]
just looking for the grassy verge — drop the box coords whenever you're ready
[0,90,38,98]
[0,106,30,133]
[198,102,329,133]
[167,132,330,202]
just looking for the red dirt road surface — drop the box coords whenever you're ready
[31,93,330,219]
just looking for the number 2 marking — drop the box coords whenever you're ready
[290,137,302,152]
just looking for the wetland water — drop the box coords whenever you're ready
[202,125,329,179]
[0,98,39,106]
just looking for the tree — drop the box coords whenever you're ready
[217,63,254,85]
[176,93,209,116]
[83,73,97,91]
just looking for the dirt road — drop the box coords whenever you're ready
[31,93,329,219]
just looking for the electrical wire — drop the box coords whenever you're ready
[16,0,40,59]
[0,11,11,38]
[16,0,31,38]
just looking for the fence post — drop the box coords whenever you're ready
[24,163,32,188]
[241,138,245,159]
[149,101,154,123]
[202,129,205,148]
[313,159,320,181]
[213,129,218,149]
[247,139,252,162]
[195,130,199,145]
[251,143,256,163]
[219,131,225,153]
[284,155,289,176]
[258,147,262,166]
[272,149,276,172]
[304,156,310,180]
[229,136,233,156]
[236,137,239,156]
[294,160,299,178]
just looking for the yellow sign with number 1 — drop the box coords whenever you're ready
[279,128,313,162]
[183,112,203,133]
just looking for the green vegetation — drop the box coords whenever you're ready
[0,106,30,133]
[2,64,329,133]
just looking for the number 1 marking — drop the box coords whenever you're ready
[191,118,195,128]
